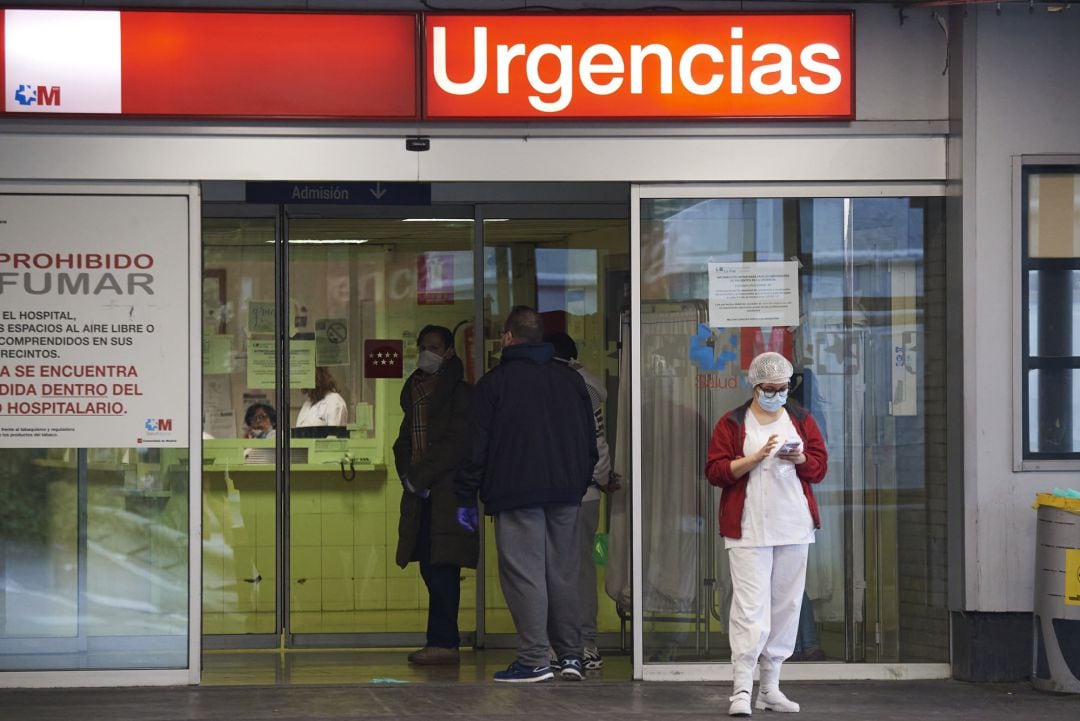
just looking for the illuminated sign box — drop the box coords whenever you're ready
[2,9,419,119]
[2,10,852,121]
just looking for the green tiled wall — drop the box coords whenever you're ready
[205,450,620,639]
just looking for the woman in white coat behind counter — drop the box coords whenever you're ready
[296,366,348,427]
[705,352,828,717]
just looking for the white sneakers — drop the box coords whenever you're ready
[729,687,800,715]
[728,690,752,717]
[755,688,801,713]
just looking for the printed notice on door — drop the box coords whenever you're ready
[707,261,799,329]
[0,193,190,448]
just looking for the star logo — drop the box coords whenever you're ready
[364,339,404,378]
[14,84,36,106]
[689,324,738,372]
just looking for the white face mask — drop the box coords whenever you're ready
[417,349,444,375]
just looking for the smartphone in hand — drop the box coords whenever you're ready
[778,439,802,454]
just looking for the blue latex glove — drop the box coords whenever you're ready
[402,476,430,499]
[456,506,479,533]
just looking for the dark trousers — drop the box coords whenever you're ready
[419,560,462,649]
[415,499,462,648]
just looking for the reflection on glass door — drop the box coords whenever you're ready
[285,213,476,643]
[637,194,949,665]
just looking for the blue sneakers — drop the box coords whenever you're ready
[559,656,584,681]
[583,646,604,670]
[493,661,555,683]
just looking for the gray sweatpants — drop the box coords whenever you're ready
[576,499,601,647]
[494,503,582,667]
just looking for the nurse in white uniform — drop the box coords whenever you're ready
[296,366,348,427]
[705,352,828,717]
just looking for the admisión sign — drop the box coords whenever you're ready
[425,14,853,120]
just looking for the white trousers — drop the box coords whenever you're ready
[727,544,809,691]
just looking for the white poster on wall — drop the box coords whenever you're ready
[0,193,189,447]
[707,261,800,329]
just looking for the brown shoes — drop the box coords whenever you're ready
[789,646,827,662]
[407,646,460,665]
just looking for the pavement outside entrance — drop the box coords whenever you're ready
[1,679,1076,721]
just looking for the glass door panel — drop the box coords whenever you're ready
[201,215,280,638]
[1,448,80,657]
[1,446,191,669]
[285,214,474,642]
[479,216,630,640]
[637,194,948,665]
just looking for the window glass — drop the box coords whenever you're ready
[1,447,190,670]
[639,195,948,664]
[1023,169,1080,460]
[201,217,279,636]
[286,217,474,638]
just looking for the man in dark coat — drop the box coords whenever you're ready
[455,306,598,683]
[393,324,475,665]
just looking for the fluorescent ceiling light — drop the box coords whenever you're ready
[264,239,370,244]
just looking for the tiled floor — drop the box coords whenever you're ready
[201,648,633,686]
[3,678,1075,721]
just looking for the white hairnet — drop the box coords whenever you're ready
[747,352,793,386]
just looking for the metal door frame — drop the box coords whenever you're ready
[200,196,627,651]
[630,182,951,682]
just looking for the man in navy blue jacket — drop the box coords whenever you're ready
[456,306,598,683]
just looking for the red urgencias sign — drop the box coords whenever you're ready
[423,14,853,120]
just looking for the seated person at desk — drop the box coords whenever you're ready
[296,367,348,427]
[243,402,277,439]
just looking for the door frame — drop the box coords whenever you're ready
[0,180,202,688]
[200,196,628,651]
[629,182,951,682]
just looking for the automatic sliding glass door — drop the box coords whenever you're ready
[633,188,949,675]
[201,211,282,646]
[283,210,476,647]
[202,200,631,654]
[478,211,631,647]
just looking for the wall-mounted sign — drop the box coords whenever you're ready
[417,253,455,305]
[2,9,418,118]
[247,340,316,389]
[245,182,432,205]
[3,9,852,122]
[424,14,852,119]
[707,261,800,328]
[364,340,404,379]
[315,318,350,367]
[0,192,189,448]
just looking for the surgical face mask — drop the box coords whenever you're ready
[417,349,444,375]
[756,389,788,412]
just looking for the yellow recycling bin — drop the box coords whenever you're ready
[1032,493,1080,693]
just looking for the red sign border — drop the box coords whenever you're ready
[1,8,854,123]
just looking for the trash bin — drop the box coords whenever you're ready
[1032,494,1080,693]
